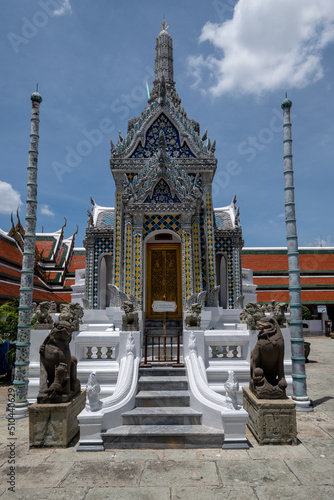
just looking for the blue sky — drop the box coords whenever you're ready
[0,0,333,248]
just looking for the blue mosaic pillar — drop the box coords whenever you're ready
[282,97,312,411]
[133,214,144,308]
[192,218,202,294]
[203,188,216,292]
[85,242,94,309]
[13,90,42,418]
[124,217,133,297]
[181,214,193,303]
[113,188,122,289]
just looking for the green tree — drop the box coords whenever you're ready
[0,298,19,343]
[302,305,311,320]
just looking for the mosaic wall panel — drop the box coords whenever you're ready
[124,221,132,296]
[200,205,207,290]
[86,248,94,308]
[93,237,114,309]
[182,231,192,301]
[233,247,242,305]
[192,220,202,294]
[143,214,181,237]
[130,113,195,159]
[205,190,216,291]
[113,190,122,287]
[134,232,142,306]
[215,236,234,309]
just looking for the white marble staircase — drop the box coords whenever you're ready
[101,366,225,449]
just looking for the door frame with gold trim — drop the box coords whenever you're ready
[145,243,182,319]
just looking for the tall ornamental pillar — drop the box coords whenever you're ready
[281,96,312,411]
[13,90,43,418]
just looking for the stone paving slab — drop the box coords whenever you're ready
[284,458,334,485]
[171,485,258,499]
[255,485,334,500]
[217,459,300,486]
[164,448,249,461]
[85,486,171,500]
[140,460,219,486]
[302,438,334,459]
[0,487,88,499]
[59,460,145,488]
[13,462,73,490]
[247,443,313,460]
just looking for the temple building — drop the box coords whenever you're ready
[84,22,244,320]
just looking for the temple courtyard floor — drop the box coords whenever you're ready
[0,336,333,499]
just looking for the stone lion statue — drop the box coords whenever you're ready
[34,301,53,327]
[121,301,139,331]
[185,303,202,328]
[239,302,264,330]
[59,303,84,331]
[37,321,81,403]
[250,317,287,399]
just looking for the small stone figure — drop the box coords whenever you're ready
[273,302,288,327]
[121,301,139,331]
[239,302,265,330]
[48,301,57,313]
[34,301,53,329]
[85,372,102,412]
[59,303,84,331]
[185,303,202,328]
[224,370,239,410]
[250,317,287,399]
[37,321,81,403]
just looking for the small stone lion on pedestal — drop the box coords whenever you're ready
[122,301,139,331]
[185,303,202,329]
[250,317,287,399]
[37,321,81,404]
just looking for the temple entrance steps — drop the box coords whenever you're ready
[101,366,224,449]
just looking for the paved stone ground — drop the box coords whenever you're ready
[0,336,333,499]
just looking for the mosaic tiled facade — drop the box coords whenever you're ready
[93,237,113,309]
[84,25,244,312]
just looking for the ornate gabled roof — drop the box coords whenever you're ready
[214,195,241,231]
[122,130,202,211]
[111,101,216,164]
[110,26,217,171]
[86,198,115,230]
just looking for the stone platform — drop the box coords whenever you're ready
[243,386,297,445]
[29,390,85,447]
[0,337,333,499]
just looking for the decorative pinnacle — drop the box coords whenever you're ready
[281,92,292,110]
[160,17,169,31]
[31,84,43,103]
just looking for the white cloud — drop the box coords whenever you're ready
[0,181,22,214]
[41,204,55,216]
[189,0,334,96]
[53,0,72,17]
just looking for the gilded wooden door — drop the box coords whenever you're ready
[146,243,182,319]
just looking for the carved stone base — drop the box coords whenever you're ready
[242,386,297,445]
[29,390,86,447]
[34,324,53,330]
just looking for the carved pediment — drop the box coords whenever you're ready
[122,131,202,206]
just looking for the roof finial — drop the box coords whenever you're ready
[36,83,39,92]
[160,16,169,31]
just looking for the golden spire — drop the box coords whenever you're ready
[160,17,169,31]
